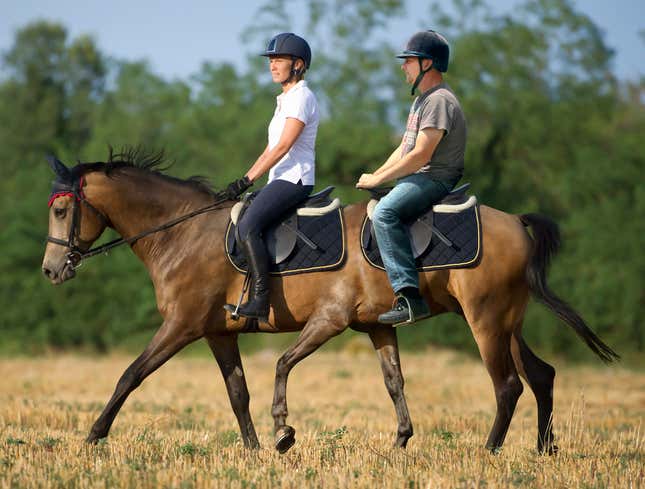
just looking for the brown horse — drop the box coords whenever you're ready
[41,150,618,454]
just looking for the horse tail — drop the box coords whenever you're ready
[519,213,619,363]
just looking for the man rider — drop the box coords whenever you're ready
[356,30,467,325]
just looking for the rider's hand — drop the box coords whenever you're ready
[225,176,253,199]
[356,173,380,189]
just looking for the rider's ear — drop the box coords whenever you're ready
[293,58,305,76]
[47,155,72,182]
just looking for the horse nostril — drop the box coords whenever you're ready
[42,267,54,279]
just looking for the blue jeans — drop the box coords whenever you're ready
[372,173,458,293]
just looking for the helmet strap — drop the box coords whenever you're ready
[411,58,433,96]
[281,58,302,86]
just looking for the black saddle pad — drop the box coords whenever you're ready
[225,208,346,276]
[360,205,482,271]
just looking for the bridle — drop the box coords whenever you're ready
[46,174,231,270]
[46,175,105,269]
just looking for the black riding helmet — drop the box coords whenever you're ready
[397,30,450,95]
[260,33,312,83]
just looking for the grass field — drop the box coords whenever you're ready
[1,343,643,488]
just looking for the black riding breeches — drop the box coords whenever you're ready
[237,179,313,241]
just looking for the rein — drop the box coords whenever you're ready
[83,195,231,259]
[47,178,231,269]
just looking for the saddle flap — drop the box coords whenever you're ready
[265,216,298,265]
[408,213,433,259]
[364,202,433,259]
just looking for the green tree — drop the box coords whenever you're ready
[0,2,642,362]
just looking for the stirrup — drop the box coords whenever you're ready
[394,295,431,327]
[234,296,270,324]
[378,295,430,327]
[391,296,414,328]
[224,273,252,320]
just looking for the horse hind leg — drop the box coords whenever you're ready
[368,326,413,448]
[511,331,557,454]
[471,322,524,452]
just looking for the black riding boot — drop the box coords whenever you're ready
[235,233,270,322]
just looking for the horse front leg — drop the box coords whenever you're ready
[368,326,413,448]
[272,311,347,453]
[86,318,200,443]
[206,333,259,449]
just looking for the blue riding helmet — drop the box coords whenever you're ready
[260,32,312,70]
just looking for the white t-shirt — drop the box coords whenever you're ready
[267,80,319,185]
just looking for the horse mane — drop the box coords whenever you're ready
[77,146,218,197]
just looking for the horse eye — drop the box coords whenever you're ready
[54,207,67,218]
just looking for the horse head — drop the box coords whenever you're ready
[42,156,109,284]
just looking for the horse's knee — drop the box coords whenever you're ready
[275,355,290,379]
[497,375,524,406]
[117,365,142,392]
[525,358,555,401]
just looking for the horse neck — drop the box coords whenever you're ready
[84,169,214,259]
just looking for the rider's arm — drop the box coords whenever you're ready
[370,127,444,184]
[373,141,404,176]
[244,143,270,179]
[245,118,305,182]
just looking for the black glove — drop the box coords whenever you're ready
[225,176,252,199]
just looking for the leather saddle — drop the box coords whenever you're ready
[364,183,477,257]
[229,186,341,264]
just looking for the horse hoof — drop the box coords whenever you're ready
[85,434,102,445]
[394,436,410,448]
[275,425,296,454]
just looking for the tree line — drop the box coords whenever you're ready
[0,0,643,363]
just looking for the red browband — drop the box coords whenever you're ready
[47,177,85,207]
[48,192,75,207]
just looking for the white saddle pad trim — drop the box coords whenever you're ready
[231,197,342,225]
[230,202,244,225]
[297,198,341,217]
[367,195,477,219]
[366,199,378,220]
[433,195,477,213]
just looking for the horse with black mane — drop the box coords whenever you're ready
[41,148,618,454]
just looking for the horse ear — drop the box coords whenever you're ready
[46,155,71,181]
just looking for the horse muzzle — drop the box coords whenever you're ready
[42,257,77,284]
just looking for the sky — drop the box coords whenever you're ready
[1,0,643,81]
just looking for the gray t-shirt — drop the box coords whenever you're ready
[400,82,467,182]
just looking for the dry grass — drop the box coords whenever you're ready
[1,343,643,488]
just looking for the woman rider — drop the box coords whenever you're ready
[224,33,319,322]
